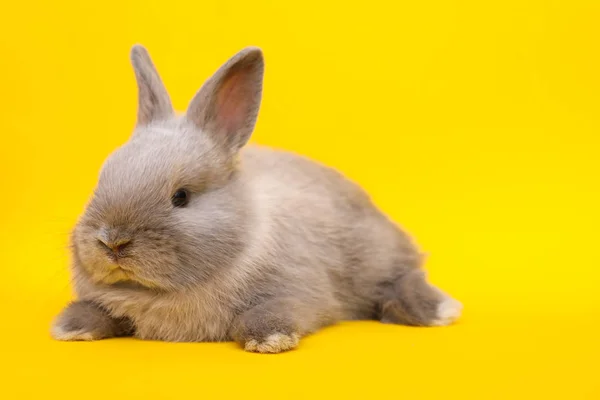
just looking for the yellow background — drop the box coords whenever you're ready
[0,0,598,398]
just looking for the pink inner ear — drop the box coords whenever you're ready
[214,68,253,136]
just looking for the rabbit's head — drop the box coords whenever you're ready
[72,45,264,291]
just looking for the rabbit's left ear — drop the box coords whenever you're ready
[186,47,264,153]
[130,45,174,126]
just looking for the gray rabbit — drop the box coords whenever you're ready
[51,45,462,353]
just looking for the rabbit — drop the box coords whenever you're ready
[51,45,462,353]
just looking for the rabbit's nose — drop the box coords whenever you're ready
[96,228,132,257]
[97,237,131,255]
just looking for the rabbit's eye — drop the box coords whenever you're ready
[171,189,189,207]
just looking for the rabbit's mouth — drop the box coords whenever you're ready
[96,265,159,289]
[101,267,132,283]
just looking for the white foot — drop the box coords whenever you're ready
[244,333,300,353]
[51,324,98,341]
[431,297,463,326]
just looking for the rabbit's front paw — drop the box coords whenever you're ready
[244,332,300,354]
[232,298,308,353]
[51,324,100,341]
[51,301,133,341]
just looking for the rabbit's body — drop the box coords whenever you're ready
[52,46,461,352]
[72,145,422,342]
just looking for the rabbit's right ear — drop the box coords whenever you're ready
[186,47,264,153]
[130,45,173,126]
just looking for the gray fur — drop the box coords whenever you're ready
[131,44,173,125]
[52,45,462,352]
[52,301,133,339]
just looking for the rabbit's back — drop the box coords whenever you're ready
[240,146,423,319]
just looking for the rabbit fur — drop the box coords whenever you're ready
[51,45,462,353]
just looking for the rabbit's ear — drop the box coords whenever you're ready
[186,47,264,152]
[130,45,173,126]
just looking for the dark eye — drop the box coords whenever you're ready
[171,189,189,208]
